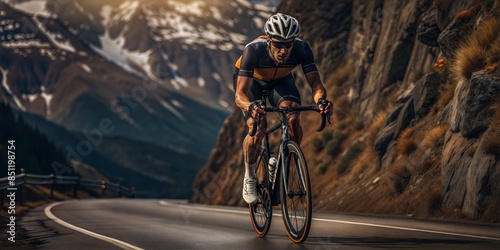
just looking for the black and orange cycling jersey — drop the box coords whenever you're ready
[234,35,318,81]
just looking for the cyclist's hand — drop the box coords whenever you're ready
[248,101,265,120]
[317,98,333,116]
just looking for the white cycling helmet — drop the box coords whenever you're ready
[264,13,301,40]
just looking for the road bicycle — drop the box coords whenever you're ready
[248,90,330,243]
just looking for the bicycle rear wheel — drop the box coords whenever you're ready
[280,141,312,243]
[249,152,272,237]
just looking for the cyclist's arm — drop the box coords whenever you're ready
[305,71,327,104]
[305,71,332,116]
[296,40,328,105]
[235,76,254,112]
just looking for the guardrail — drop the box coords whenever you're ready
[0,173,135,208]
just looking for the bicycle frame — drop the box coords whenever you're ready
[259,121,283,205]
[258,91,302,206]
[249,89,330,242]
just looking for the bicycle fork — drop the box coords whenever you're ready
[270,139,289,206]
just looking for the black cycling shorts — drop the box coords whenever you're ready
[233,68,302,120]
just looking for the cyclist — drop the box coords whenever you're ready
[233,13,333,204]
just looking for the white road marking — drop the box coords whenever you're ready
[44,202,144,250]
[159,200,500,242]
[312,218,500,242]
[159,200,249,214]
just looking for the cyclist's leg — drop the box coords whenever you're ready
[233,69,266,168]
[239,78,268,167]
[234,73,269,203]
[242,112,267,203]
[270,74,302,144]
[243,115,267,168]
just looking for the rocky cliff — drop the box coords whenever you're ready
[192,0,500,222]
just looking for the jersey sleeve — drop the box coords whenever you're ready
[299,42,318,74]
[237,44,261,77]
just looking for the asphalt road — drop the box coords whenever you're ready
[16,199,500,249]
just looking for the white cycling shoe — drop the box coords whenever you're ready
[242,177,258,204]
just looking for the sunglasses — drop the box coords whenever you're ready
[271,40,294,49]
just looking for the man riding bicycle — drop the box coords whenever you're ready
[233,13,333,204]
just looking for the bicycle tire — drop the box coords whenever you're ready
[280,141,312,243]
[249,151,272,237]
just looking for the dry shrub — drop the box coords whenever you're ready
[433,79,458,113]
[474,17,500,50]
[322,130,333,143]
[337,112,363,131]
[452,45,486,84]
[386,160,412,195]
[396,127,417,156]
[415,179,443,216]
[487,37,500,65]
[336,141,363,175]
[414,153,435,174]
[326,130,347,157]
[349,144,377,181]
[451,17,500,85]
[366,112,387,145]
[409,70,425,83]
[316,163,328,175]
[421,124,449,149]
[311,137,324,153]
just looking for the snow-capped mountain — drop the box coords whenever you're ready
[2,0,271,109]
[0,0,272,197]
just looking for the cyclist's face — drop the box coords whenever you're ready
[268,37,294,64]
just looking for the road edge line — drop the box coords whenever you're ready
[312,217,500,241]
[160,201,500,242]
[44,201,144,250]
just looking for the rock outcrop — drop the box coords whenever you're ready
[193,0,500,221]
[440,69,500,218]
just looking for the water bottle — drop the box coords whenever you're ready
[268,157,277,184]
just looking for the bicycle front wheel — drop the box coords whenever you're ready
[280,141,312,243]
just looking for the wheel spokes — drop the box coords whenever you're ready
[285,152,308,232]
